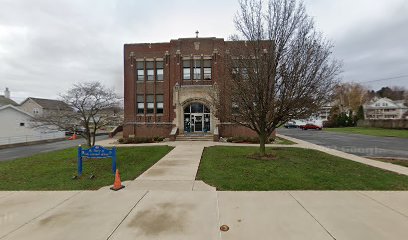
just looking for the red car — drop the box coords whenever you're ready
[300,124,322,130]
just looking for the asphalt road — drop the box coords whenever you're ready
[278,128,408,159]
[0,135,109,162]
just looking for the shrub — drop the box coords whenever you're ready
[118,136,165,144]
[226,136,274,144]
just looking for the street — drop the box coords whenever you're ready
[0,135,109,161]
[278,128,408,159]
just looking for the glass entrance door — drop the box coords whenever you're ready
[193,114,203,132]
[184,102,210,133]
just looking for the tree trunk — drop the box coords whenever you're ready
[86,131,92,147]
[92,130,96,146]
[259,132,266,157]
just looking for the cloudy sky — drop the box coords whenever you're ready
[0,0,407,102]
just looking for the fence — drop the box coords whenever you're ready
[0,132,65,146]
[357,119,408,129]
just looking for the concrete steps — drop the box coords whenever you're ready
[176,134,213,141]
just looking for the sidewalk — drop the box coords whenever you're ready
[1,190,408,240]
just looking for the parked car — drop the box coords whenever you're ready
[284,121,298,128]
[300,124,322,130]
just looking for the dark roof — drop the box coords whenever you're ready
[0,95,18,106]
[28,97,71,110]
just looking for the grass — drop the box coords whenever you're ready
[196,146,408,190]
[369,158,408,168]
[0,146,173,190]
[274,137,295,145]
[325,127,408,138]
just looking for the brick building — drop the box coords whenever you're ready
[123,36,258,140]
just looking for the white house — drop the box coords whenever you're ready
[0,105,65,146]
[363,98,408,120]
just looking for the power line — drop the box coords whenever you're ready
[357,74,408,84]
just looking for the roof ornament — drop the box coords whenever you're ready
[195,30,199,38]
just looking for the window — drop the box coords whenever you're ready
[156,61,164,81]
[146,95,154,114]
[146,62,154,81]
[136,61,144,81]
[203,60,211,80]
[33,108,39,115]
[193,59,201,80]
[156,95,164,114]
[20,122,25,127]
[183,60,191,80]
[137,95,144,114]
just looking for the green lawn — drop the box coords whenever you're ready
[325,127,408,138]
[0,146,173,190]
[196,146,408,190]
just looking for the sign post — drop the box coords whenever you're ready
[77,145,117,176]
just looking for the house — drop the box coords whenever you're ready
[19,97,71,116]
[0,105,64,145]
[0,88,18,107]
[363,97,408,119]
[123,36,259,139]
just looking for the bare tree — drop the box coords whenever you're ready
[334,82,369,113]
[217,0,341,156]
[32,82,120,147]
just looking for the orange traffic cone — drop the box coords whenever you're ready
[72,133,77,140]
[110,169,125,191]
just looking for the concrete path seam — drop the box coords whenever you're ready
[215,191,223,240]
[0,191,82,239]
[288,192,337,240]
[106,190,149,240]
[358,191,408,219]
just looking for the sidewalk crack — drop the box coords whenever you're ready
[288,192,337,240]
[106,190,149,240]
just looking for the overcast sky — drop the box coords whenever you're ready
[1,0,407,102]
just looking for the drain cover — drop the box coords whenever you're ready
[220,225,230,232]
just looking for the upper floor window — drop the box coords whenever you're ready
[146,62,154,81]
[156,61,164,81]
[203,60,212,80]
[193,59,201,80]
[33,108,39,115]
[136,62,144,81]
[183,60,191,80]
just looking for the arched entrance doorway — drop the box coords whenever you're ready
[184,102,211,133]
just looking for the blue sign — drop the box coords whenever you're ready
[77,145,117,176]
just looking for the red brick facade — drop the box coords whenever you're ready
[123,37,260,140]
